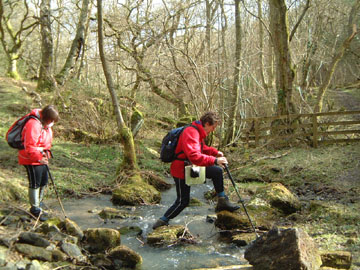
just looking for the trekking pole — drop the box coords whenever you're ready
[46,165,67,218]
[224,164,259,238]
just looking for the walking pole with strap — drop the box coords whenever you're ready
[224,164,259,238]
[46,165,67,218]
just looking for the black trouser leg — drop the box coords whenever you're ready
[24,165,49,214]
[206,165,224,194]
[163,177,190,220]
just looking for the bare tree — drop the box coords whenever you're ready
[224,0,241,144]
[56,0,90,85]
[0,0,38,80]
[97,0,137,172]
[314,0,359,113]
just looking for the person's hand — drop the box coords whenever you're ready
[216,157,228,168]
[39,155,48,164]
[217,151,224,157]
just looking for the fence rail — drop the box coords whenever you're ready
[240,110,360,148]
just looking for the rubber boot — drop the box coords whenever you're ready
[39,185,47,209]
[215,196,240,212]
[29,188,48,221]
[152,219,169,230]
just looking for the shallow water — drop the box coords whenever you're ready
[50,181,248,270]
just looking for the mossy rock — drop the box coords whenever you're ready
[118,226,142,236]
[215,211,252,230]
[83,228,121,253]
[112,181,161,206]
[64,218,84,240]
[255,183,301,215]
[189,197,203,207]
[98,207,132,220]
[141,171,171,191]
[232,233,257,246]
[320,251,352,269]
[38,217,64,233]
[108,245,142,268]
[147,225,188,246]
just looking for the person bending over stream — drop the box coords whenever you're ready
[153,111,239,229]
[19,105,59,221]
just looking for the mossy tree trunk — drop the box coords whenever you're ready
[56,0,90,85]
[37,0,56,92]
[97,0,137,172]
[0,0,37,80]
[269,0,296,116]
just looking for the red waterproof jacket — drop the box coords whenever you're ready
[170,120,218,179]
[18,109,53,165]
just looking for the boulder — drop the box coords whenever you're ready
[83,228,121,253]
[253,183,301,215]
[108,245,142,268]
[245,227,322,270]
[320,251,352,269]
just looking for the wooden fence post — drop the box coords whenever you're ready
[312,114,318,148]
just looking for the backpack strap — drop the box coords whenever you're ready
[174,124,199,161]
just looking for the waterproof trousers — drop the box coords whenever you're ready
[163,165,224,220]
[24,165,48,215]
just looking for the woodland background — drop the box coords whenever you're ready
[0,0,359,151]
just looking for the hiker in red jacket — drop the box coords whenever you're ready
[19,105,59,221]
[153,111,239,229]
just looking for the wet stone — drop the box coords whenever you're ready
[14,243,52,262]
[60,242,86,262]
[64,218,84,240]
[83,228,121,253]
[18,232,51,248]
[108,245,142,268]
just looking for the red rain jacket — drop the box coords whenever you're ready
[18,109,53,165]
[170,120,218,179]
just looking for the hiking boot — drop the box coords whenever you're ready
[30,207,49,222]
[215,197,240,212]
[152,219,169,230]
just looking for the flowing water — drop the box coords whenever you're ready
[51,181,248,270]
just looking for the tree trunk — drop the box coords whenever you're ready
[97,0,137,172]
[224,0,241,144]
[257,0,269,93]
[37,0,56,92]
[314,25,358,113]
[269,0,296,115]
[7,53,20,80]
[56,0,90,85]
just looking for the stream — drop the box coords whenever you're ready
[50,181,248,270]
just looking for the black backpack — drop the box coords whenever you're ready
[160,124,198,163]
[6,114,40,149]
